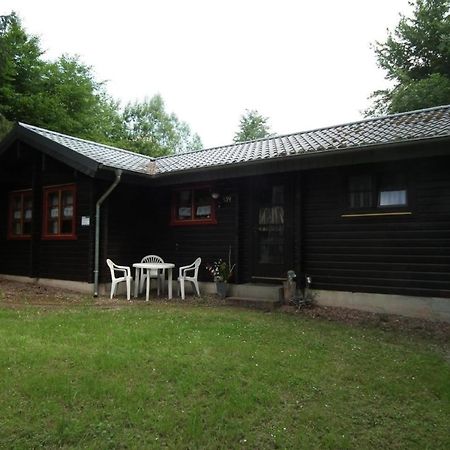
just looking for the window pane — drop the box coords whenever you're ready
[62,191,73,218]
[259,206,284,225]
[13,196,21,211]
[23,222,32,235]
[177,190,192,220]
[47,191,59,234]
[9,192,33,237]
[61,220,73,234]
[63,206,73,218]
[379,173,405,191]
[349,175,372,208]
[48,192,59,219]
[350,191,373,208]
[178,207,192,218]
[379,190,407,206]
[178,190,191,205]
[24,197,32,219]
[194,189,212,219]
[48,219,59,234]
[49,192,59,206]
[13,222,22,235]
[272,185,284,205]
[62,190,73,205]
[378,173,407,206]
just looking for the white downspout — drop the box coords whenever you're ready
[93,169,122,296]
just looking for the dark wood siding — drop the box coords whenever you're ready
[302,156,450,298]
[0,144,95,282]
[102,181,240,283]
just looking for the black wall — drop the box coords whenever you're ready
[1,139,449,299]
[0,144,95,282]
[101,180,240,283]
[302,156,450,298]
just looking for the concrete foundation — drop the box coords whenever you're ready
[1,274,449,322]
[315,289,450,323]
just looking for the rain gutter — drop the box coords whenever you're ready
[93,168,122,296]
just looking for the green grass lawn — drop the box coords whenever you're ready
[0,303,449,449]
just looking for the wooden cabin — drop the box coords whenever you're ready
[1,105,449,320]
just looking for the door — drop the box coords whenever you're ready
[251,177,293,280]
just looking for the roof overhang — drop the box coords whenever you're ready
[0,124,100,177]
[148,135,450,186]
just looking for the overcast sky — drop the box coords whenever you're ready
[2,0,412,148]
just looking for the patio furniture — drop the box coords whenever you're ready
[178,257,201,300]
[138,255,165,295]
[133,262,176,301]
[106,259,132,300]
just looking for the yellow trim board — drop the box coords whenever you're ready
[341,211,412,218]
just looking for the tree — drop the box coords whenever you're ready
[0,113,12,140]
[0,13,45,124]
[233,109,272,143]
[121,95,203,157]
[0,12,123,145]
[367,0,450,116]
[0,12,203,155]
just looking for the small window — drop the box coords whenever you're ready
[8,190,33,239]
[378,173,407,207]
[171,187,217,225]
[347,173,407,210]
[43,184,76,239]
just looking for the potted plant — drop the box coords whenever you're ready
[206,249,235,299]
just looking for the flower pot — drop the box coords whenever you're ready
[215,281,228,299]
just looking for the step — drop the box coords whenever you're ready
[228,283,283,301]
[225,296,282,311]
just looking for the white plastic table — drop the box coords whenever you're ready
[132,262,175,301]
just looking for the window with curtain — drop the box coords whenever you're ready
[347,173,407,210]
[8,190,33,239]
[348,175,373,208]
[171,186,217,225]
[42,184,76,239]
[378,173,407,207]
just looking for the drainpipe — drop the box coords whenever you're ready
[93,169,122,296]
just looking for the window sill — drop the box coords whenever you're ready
[341,211,412,218]
[170,218,218,226]
[42,235,77,240]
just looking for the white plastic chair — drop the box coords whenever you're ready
[178,257,201,300]
[139,255,165,296]
[106,259,132,300]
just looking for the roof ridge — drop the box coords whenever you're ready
[18,122,155,161]
[156,103,450,161]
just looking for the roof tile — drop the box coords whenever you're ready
[17,105,450,177]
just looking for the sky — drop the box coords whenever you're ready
[2,0,412,149]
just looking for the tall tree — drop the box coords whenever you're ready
[0,12,123,144]
[0,113,12,139]
[367,0,450,116]
[0,12,42,138]
[233,109,272,143]
[0,12,203,155]
[121,95,202,157]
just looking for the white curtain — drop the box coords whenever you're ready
[379,190,406,206]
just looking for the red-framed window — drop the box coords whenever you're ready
[170,186,217,226]
[42,184,77,239]
[8,190,33,239]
